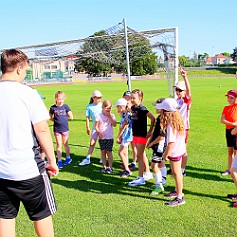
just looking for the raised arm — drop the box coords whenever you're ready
[180,67,191,98]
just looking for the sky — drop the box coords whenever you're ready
[0,0,236,57]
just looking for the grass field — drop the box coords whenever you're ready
[16,77,237,237]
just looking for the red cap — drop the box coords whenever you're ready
[225,90,237,98]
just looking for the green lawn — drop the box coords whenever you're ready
[16,77,237,237]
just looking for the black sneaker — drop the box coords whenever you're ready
[120,170,132,178]
[165,197,185,207]
[105,167,113,174]
[128,163,136,170]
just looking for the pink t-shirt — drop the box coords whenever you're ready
[96,113,116,139]
[167,124,186,157]
[177,96,192,130]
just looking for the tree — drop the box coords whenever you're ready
[178,55,188,67]
[222,52,230,57]
[75,30,157,76]
[230,47,237,62]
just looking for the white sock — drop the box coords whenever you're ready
[154,172,162,187]
[181,168,185,173]
[86,156,90,160]
[160,166,167,178]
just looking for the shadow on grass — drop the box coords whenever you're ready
[51,153,169,201]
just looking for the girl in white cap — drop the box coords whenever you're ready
[156,98,186,206]
[79,90,102,166]
[115,98,133,177]
[173,67,192,176]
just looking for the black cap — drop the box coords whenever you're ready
[123,91,131,97]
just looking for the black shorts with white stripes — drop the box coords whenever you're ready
[0,171,57,221]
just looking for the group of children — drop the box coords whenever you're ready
[47,67,192,207]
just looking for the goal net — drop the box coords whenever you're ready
[0,20,178,97]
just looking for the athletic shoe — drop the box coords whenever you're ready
[58,160,63,169]
[165,191,177,198]
[182,171,187,176]
[105,167,113,174]
[227,193,237,200]
[101,167,107,173]
[166,197,185,207]
[120,170,132,178]
[128,163,136,170]
[143,172,153,181]
[233,202,237,208]
[64,157,72,165]
[222,170,230,176]
[79,158,91,166]
[128,177,145,187]
[150,186,164,196]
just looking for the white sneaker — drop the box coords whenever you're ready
[143,172,153,181]
[99,159,103,164]
[128,176,145,186]
[79,158,91,166]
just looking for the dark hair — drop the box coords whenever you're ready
[55,91,65,99]
[89,97,94,104]
[1,49,29,74]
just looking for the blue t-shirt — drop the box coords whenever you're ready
[49,104,71,132]
[120,112,133,143]
[85,103,102,129]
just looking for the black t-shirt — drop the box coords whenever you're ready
[150,115,166,149]
[131,104,149,138]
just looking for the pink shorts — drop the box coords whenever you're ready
[91,130,99,140]
[168,153,185,162]
[132,136,148,145]
[54,131,69,137]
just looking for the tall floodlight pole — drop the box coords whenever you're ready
[123,18,131,91]
[174,27,179,95]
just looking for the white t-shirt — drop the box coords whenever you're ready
[0,81,49,180]
[95,113,116,139]
[166,124,186,157]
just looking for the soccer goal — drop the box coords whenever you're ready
[0,19,178,97]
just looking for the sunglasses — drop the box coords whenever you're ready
[175,88,184,92]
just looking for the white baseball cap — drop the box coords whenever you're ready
[92,90,102,97]
[155,98,178,112]
[115,98,127,107]
[174,81,186,91]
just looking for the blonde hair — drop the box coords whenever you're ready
[102,100,112,108]
[160,110,184,135]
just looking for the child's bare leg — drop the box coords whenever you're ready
[227,147,234,171]
[55,135,62,161]
[143,151,150,173]
[101,150,106,167]
[136,144,145,177]
[62,135,70,157]
[34,216,54,237]
[107,151,113,168]
[87,138,97,158]
[170,160,183,198]
[118,145,129,170]
[0,218,15,237]
[131,143,137,163]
